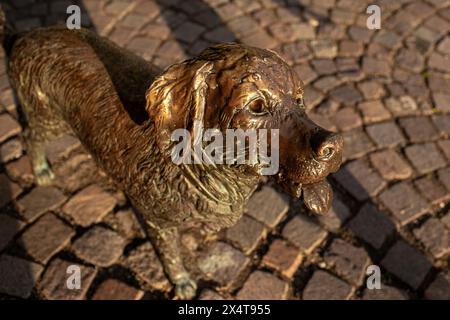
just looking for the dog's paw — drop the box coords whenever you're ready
[175,275,197,300]
[35,167,55,186]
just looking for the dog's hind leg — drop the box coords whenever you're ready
[145,221,197,299]
[18,92,70,186]
[23,128,55,185]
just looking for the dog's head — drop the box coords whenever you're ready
[146,43,343,214]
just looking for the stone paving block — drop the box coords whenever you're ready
[348,26,371,43]
[374,30,401,50]
[6,155,34,186]
[225,215,267,254]
[313,76,340,93]
[339,40,364,57]
[215,2,243,21]
[361,286,408,300]
[323,239,371,285]
[53,154,99,193]
[329,84,362,105]
[335,107,362,131]
[236,271,289,300]
[315,99,340,116]
[228,15,259,37]
[405,143,446,175]
[302,270,352,300]
[0,254,43,299]
[17,186,66,222]
[316,197,351,232]
[253,8,278,27]
[333,160,386,202]
[293,64,318,85]
[348,203,395,250]
[120,12,150,30]
[294,23,316,40]
[91,278,144,300]
[204,26,236,43]
[357,100,391,124]
[198,241,249,289]
[0,173,22,208]
[384,96,418,117]
[369,149,413,181]
[432,114,450,137]
[127,37,161,60]
[310,40,337,59]
[437,37,450,54]
[104,0,132,15]
[19,213,75,264]
[0,213,25,251]
[280,41,312,65]
[362,57,390,77]
[429,52,450,73]
[413,218,449,259]
[424,273,450,300]
[414,176,450,204]
[0,113,21,144]
[245,186,289,228]
[311,59,336,76]
[441,210,450,228]
[262,239,303,279]
[106,208,146,240]
[432,93,450,112]
[45,134,81,164]
[379,182,429,225]
[174,21,205,43]
[428,73,450,94]
[336,59,362,80]
[73,226,126,267]
[63,185,116,227]
[282,215,328,253]
[303,86,324,108]
[399,117,439,143]
[241,30,277,49]
[395,48,424,73]
[308,112,337,133]
[381,240,432,290]
[0,138,23,163]
[366,121,406,148]
[39,258,96,300]
[123,242,171,292]
[0,88,15,111]
[438,167,450,191]
[331,8,355,25]
[341,129,375,161]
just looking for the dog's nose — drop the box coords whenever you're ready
[310,130,343,162]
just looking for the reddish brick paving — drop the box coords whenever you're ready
[0,0,449,300]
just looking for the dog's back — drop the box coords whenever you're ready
[7,27,164,189]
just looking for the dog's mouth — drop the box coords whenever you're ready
[282,179,333,215]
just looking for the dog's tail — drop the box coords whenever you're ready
[0,4,16,55]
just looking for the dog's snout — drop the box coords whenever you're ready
[311,130,343,162]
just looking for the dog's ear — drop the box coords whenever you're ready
[146,60,214,153]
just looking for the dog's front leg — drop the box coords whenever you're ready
[146,222,197,299]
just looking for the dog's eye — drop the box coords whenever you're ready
[247,99,267,115]
[296,96,305,109]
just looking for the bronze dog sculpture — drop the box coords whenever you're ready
[2,17,343,299]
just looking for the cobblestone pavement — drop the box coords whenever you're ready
[0,0,449,300]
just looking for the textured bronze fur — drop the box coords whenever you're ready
[5,25,343,299]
